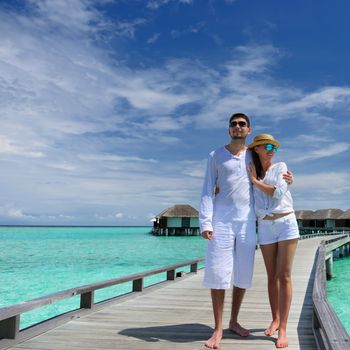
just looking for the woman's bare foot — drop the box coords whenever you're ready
[229,321,250,337]
[205,329,223,349]
[264,320,279,336]
[276,329,288,348]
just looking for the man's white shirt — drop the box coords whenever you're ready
[199,146,256,233]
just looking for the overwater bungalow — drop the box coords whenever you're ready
[336,209,350,229]
[312,208,345,229]
[295,210,315,228]
[295,208,350,233]
[152,204,200,236]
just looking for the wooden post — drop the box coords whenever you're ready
[0,315,20,339]
[80,291,94,309]
[333,248,340,258]
[167,269,175,281]
[326,256,333,280]
[190,263,198,273]
[343,243,349,256]
[133,278,143,292]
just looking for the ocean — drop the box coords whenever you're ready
[327,254,350,334]
[0,226,207,329]
[1,226,349,335]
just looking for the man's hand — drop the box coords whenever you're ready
[201,230,213,240]
[283,170,293,185]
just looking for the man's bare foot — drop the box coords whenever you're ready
[276,329,288,348]
[205,329,223,349]
[264,320,279,336]
[229,321,250,337]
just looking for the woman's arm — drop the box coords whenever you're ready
[248,162,275,196]
[272,163,289,199]
[252,178,275,196]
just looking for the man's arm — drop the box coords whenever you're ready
[199,152,217,239]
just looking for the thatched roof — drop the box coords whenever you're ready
[309,209,344,220]
[337,209,350,219]
[156,204,198,218]
[295,210,315,220]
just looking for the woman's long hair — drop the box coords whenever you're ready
[251,149,264,179]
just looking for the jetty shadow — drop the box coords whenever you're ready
[119,324,275,344]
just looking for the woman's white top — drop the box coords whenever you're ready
[254,162,294,219]
[199,147,255,233]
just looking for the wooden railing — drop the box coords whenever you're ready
[300,228,350,236]
[312,235,350,350]
[299,232,348,240]
[0,257,204,341]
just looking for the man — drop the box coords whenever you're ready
[200,113,292,349]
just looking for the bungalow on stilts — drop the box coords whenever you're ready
[152,204,200,236]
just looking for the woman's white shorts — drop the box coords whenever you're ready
[258,213,300,245]
[203,220,257,290]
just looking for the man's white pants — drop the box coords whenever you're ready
[203,219,256,289]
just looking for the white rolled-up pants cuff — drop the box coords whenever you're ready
[203,219,256,290]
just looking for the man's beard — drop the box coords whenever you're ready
[232,135,245,140]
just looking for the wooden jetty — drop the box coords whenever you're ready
[1,234,350,350]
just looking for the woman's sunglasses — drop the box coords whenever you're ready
[265,144,278,152]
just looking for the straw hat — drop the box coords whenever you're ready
[248,134,280,149]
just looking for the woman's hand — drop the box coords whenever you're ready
[283,170,293,185]
[248,161,258,181]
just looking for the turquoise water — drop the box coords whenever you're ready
[327,254,350,334]
[0,226,207,329]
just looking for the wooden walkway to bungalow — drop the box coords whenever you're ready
[2,236,349,350]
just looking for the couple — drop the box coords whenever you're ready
[200,113,299,349]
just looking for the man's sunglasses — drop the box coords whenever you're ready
[230,121,247,128]
[265,144,278,152]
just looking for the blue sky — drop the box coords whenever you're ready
[1,0,350,226]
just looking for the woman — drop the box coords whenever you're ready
[248,134,299,349]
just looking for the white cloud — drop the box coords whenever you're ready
[47,162,77,172]
[79,154,157,163]
[0,205,35,220]
[171,22,206,38]
[147,0,193,10]
[180,160,207,178]
[28,0,103,34]
[0,136,45,158]
[147,33,160,44]
[7,208,34,219]
[294,172,349,195]
[114,19,148,38]
[290,143,350,163]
